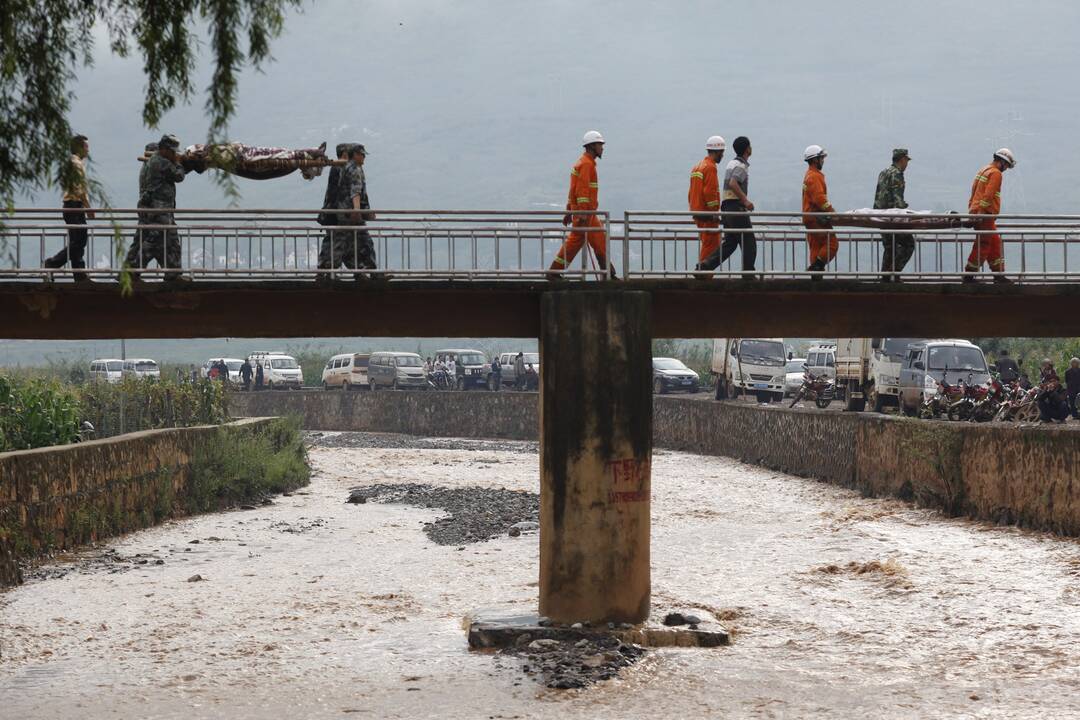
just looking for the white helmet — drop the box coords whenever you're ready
[582,130,605,146]
[994,148,1016,168]
[804,144,827,162]
[706,135,726,152]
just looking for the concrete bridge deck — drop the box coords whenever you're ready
[2,279,1078,339]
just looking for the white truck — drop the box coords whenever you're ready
[711,338,787,403]
[834,337,926,412]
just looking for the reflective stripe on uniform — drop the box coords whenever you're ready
[976,175,989,182]
[570,169,579,176]
[576,197,591,203]
[706,201,719,207]
[589,182,598,188]
[980,200,991,206]
[690,172,704,179]
[554,256,568,266]
[995,192,1001,197]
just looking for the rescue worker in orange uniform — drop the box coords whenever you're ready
[801,144,839,279]
[549,130,615,279]
[964,148,1015,284]
[688,135,725,272]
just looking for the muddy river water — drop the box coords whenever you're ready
[3,433,1079,719]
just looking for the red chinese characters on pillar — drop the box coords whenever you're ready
[606,457,650,504]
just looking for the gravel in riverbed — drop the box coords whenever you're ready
[346,483,539,546]
[309,431,537,454]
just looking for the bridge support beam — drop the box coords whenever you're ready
[538,290,652,624]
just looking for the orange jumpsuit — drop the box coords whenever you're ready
[802,166,839,265]
[688,156,721,262]
[966,163,1004,272]
[552,153,607,271]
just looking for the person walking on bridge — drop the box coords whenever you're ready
[963,148,1015,284]
[802,145,838,279]
[688,135,724,275]
[708,135,757,276]
[876,148,912,282]
[126,134,189,282]
[549,131,614,279]
[329,144,377,280]
[44,134,94,282]
[316,142,351,282]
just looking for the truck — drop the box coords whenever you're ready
[834,337,926,412]
[711,338,787,403]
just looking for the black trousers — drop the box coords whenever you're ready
[45,200,89,277]
[881,233,916,276]
[1068,387,1080,418]
[699,200,756,272]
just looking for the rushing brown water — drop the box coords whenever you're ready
[3,433,1080,718]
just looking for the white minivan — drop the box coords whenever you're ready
[122,358,160,380]
[89,358,124,383]
[322,352,371,390]
[249,351,303,389]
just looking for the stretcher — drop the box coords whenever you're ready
[137,142,344,180]
[831,208,963,231]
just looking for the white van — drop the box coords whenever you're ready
[711,338,787,402]
[805,343,837,381]
[122,358,160,380]
[201,358,245,383]
[89,358,124,384]
[248,351,303,389]
[322,352,371,390]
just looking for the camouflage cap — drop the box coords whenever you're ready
[351,143,368,156]
[159,134,180,151]
[892,148,911,161]
[334,143,353,158]
[144,142,159,153]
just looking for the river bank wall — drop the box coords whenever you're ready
[231,391,1080,537]
[0,417,306,586]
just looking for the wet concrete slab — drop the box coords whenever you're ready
[468,612,730,649]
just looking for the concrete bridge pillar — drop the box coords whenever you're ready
[538,290,652,624]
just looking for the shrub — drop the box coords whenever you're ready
[0,376,81,451]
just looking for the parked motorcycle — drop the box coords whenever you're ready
[789,370,835,409]
[428,370,454,391]
[969,377,1007,422]
[994,382,1039,422]
[919,376,964,419]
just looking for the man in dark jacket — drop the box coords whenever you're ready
[995,349,1020,384]
[240,359,254,391]
[1066,357,1080,419]
[1037,359,1068,423]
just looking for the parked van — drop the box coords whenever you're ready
[496,352,540,390]
[897,339,990,416]
[711,338,787,402]
[200,358,244,382]
[805,343,836,381]
[89,358,124,384]
[368,351,427,390]
[322,352,371,390]
[435,348,491,391]
[122,358,160,380]
[248,351,303,389]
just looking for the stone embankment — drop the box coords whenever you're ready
[0,417,306,586]
[232,391,1080,536]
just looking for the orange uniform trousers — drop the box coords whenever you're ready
[553,215,608,270]
[965,219,1004,272]
[696,220,721,262]
[806,228,839,265]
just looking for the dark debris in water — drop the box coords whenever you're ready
[346,483,539,546]
[308,431,537,455]
[500,635,646,689]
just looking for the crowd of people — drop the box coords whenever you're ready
[992,350,1080,423]
[175,358,264,391]
[45,131,1019,284]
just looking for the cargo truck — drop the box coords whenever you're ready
[834,337,926,412]
[711,338,787,402]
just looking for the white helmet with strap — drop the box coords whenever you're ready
[994,148,1016,168]
[706,135,726,151]
[804,144,827,161]
[582,130,605,146]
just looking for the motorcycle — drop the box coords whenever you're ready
[428,369,454,391]
[969,377,1007,422]
[789,370,835,409]
[919,375,965,419]
[946,373,985,421]
[994,382,1039,422]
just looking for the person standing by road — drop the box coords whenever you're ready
[964,148,1015,284]
[240,358,253,391]
[514,352,525,390]
[688,135,724,274]
[549,131,614,279]
[801,145,838,279]
[1066,357,1080,420]
[996,349,1020,384]
[127,134,188,282]
[254,362,265,390]
[876,148,912,282]
[491,354,502,391]
[44,134,94,282]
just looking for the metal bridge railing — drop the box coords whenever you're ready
[623,210,1080,282]
[3,207,1079,283]
[0,208,613,282]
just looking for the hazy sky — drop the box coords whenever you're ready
[32,0,1079,216]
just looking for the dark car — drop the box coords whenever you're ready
[435,348,491,391]
[652,357,700,394]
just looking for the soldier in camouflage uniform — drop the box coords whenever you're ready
[325,144,377,278]
[875,148,912,282]
[125,141,159,276]
[126,134,188,281]
[316,142,351,277]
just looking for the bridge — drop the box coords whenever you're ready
[3,208,1080,339]
[5,206,1080,624]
